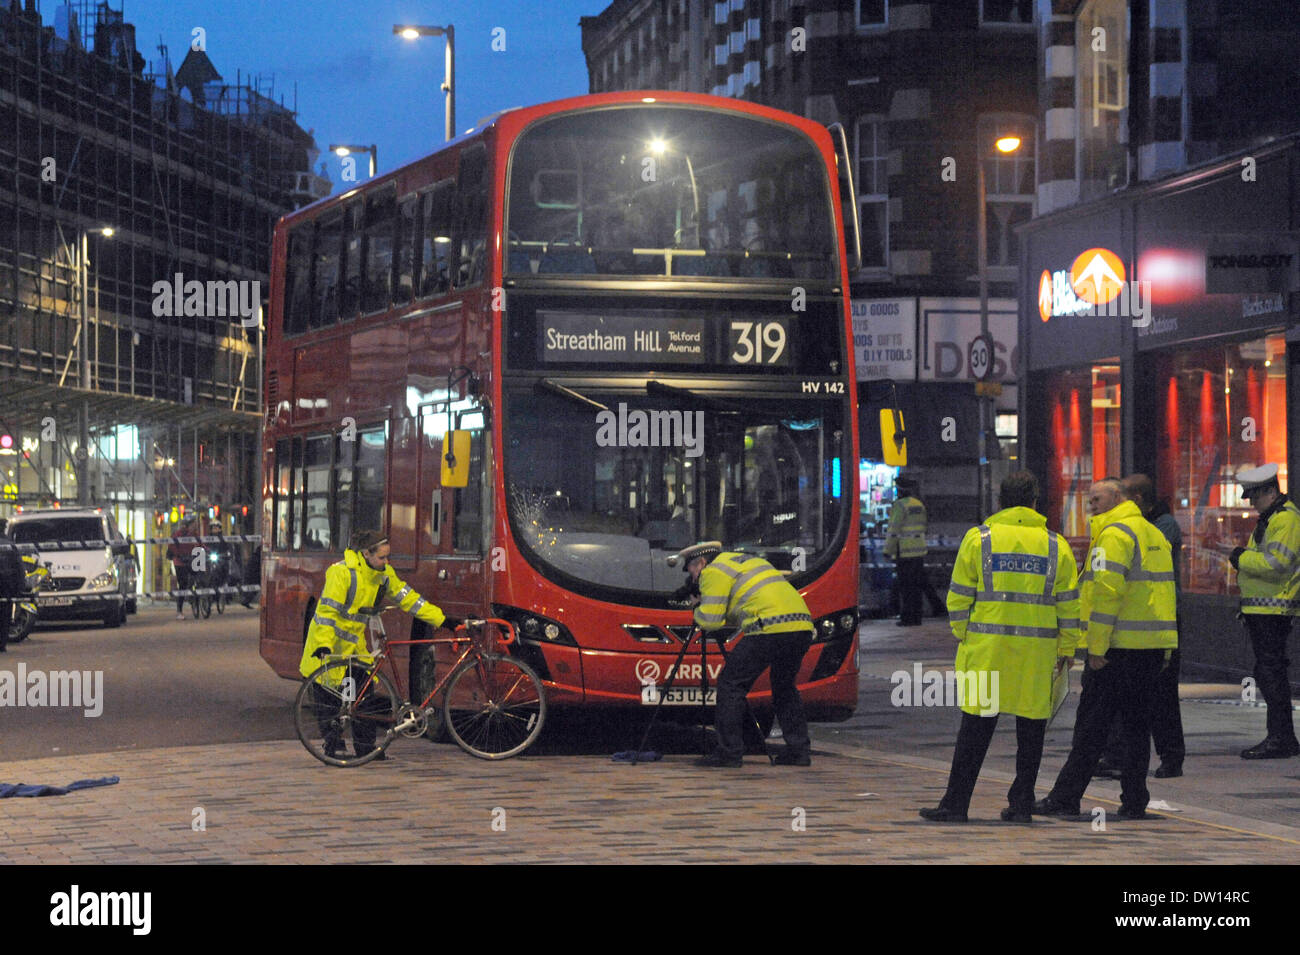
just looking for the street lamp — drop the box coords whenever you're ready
[394,23,455,142]
[329,143,378,179]
[77,225,114,505]
[975,124,1032,519]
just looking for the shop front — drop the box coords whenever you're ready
[1020,136,1300,678]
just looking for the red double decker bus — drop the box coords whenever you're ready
[259,91,871,726]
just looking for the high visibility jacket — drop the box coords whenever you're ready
[1080,500,1177,655]
[1237,497,1300,616]
[946,507,1080,719]
[884,495,927,559]
[298,549,447,677]
[694,552,814,636]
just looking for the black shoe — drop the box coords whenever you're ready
[1115,805,1147,820]
[1240,738,1300,759]
[1153,761,1183,778]
[1032,797,1079,817]
[694,753,743,768]
[1000,807,1031,823]
[772,751,811,766]
[918,806,968,822]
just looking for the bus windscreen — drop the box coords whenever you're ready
[505,106,838,280]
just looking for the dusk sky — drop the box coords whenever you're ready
[120,0,604,189]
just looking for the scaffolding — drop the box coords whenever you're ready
[0,0,330,548]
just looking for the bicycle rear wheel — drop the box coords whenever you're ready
[443,654,546,759]
[294,659,401,767]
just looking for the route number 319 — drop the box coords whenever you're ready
[730,321,788,364]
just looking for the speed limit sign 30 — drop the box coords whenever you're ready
[968,333,995,381]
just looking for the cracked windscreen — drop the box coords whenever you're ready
[503,386,847,598]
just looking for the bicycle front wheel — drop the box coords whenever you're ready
[443,654,546,759]
[294,659,401,767]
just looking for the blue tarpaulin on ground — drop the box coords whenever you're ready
[0,775,119,797]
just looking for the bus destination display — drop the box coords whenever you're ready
[538,310,790,368]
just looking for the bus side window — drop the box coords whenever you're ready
[274,438,292,550]
[454,145,487,288]
[395,195,420,307]
[355,425,388,537]
[363,186,396,314]
[334,433,355,548]
[339,200,363,321]
[311,210,342,329]
[453,430,485,554]
[421,182,454,298]
[285,223,313,335]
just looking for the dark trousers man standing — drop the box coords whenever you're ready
[895,557,924,626]
[714,630,812,763]
[1043,648,1165,814]
[1245,615,1299,747]
[938,713,1046,817]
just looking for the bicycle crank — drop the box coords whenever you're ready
[395,703,429,738]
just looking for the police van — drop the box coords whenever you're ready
[7,508,139,628]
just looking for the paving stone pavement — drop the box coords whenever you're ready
[0,737,1295,864]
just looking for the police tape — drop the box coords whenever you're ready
[1,584,261,604]
[0,535,262,553]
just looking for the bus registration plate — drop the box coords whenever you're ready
[641,685,716,706]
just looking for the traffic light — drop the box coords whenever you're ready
[170,506,180,524]
[0,434,12,450]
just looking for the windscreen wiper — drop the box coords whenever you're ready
[536,378,610,412]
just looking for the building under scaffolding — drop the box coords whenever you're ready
[0,0,329,593]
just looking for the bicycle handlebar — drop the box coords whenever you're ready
[454,617,517,646]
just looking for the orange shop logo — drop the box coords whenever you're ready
[1069,248,1126,305]
[1040,247,1129,321]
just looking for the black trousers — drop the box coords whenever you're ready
[938,711,1046,815]
[0,597,10,652]
[919,565,947,616]
[1100,647,1185,766]
[310,660,382,754]
[895,557,925,625]
[1245,614,1298,744]
[173,565,194,613]
[1048,648,1165,812]
[715,630,812,761]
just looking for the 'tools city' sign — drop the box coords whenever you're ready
[1038,247,1127,321]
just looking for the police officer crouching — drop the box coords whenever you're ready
[671,542,815,768]
[919,471,1080,823]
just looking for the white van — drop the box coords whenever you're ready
[7,508,139,629]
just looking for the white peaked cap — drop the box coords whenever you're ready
[666,540,723,568]
[1237,463,1280,492]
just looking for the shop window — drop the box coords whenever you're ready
[1040,363,1122,557]
[1156,333,1286,595]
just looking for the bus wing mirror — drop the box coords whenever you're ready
[441,430,472,488]
[879,409,907,467]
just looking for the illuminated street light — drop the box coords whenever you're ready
[393,23,455,142]
[328,143,378,179]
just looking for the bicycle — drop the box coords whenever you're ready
[294,612,546,766]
